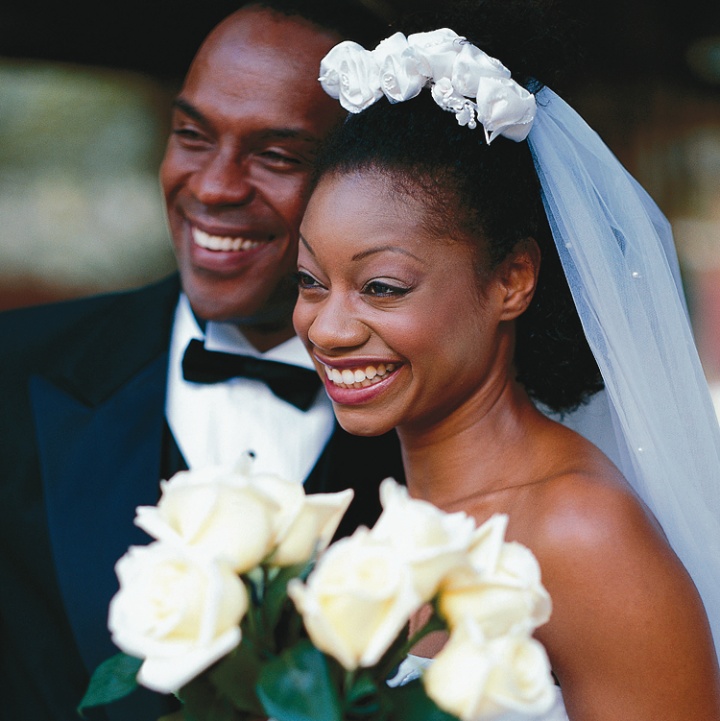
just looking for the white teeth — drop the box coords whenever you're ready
[193,227,262,251]
[324,362,398,388]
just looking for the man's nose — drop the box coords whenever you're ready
[188,149,255,206]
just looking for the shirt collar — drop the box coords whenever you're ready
[175,293,315,369]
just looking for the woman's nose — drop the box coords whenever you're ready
[305,294,370,352]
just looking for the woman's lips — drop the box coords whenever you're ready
[315,358,402,405]
[322,361,398,389]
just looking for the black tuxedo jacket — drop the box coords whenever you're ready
[0,274,404,721]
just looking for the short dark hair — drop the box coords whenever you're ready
[311,0,603,414]
[243,0,394,47]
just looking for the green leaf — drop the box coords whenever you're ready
[262,560,312,632]
[385,679,458,721]
[346,674,378,705]
[256,640,342,721]
[77,653,142,714]
[208,639,265,714]
[179,675,241,721]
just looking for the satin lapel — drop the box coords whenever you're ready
[305,424,405,539]
[31,354,168,675]
[29,276,180,678]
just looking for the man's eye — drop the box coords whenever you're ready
[171,126,210,145]
[362,281,410,297]
[260,150,302,167]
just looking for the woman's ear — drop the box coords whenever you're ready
[497,238,541,321]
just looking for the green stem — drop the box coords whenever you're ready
[376,612,446,681]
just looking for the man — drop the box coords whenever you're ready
[0,3,402,720]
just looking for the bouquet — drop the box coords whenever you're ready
[80,456,556,721]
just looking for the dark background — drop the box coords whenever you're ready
[1,1,719,90]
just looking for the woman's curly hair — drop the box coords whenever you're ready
[312,0,603,413]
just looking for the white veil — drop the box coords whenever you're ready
[528,88,720,657]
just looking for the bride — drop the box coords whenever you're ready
[292,1,720,718]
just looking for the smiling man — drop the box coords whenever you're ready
[0,3,403,720]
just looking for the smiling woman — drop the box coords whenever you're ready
[292,1,720,718]
[296,170,506,437]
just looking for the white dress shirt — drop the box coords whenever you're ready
[166,294,335,483]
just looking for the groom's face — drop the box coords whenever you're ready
[160,7,344,347]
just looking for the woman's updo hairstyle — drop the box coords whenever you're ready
[312,0,603,413]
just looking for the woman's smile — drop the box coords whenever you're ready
[293,170,510,436]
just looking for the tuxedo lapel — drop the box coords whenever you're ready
[305,424,405,539]
[29,276,180,676]
[31,357,168,674]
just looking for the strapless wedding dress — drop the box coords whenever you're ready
[389,655,569,721]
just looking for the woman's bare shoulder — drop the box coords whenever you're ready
[507,426,720,718]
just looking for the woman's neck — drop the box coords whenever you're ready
[397,376,547,511]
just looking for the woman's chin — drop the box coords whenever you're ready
[335,411,396,438]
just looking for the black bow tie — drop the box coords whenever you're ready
[181,339,322,411]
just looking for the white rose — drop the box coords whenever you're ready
[407,28,463,82]
[474,75,536,143]
[440,515,551,638]
[319,40,382,113]
[287,528,421,670]
[451,43,510,97]
[372,32,427,103]
[369,478,476,601]
[424,620,556,720]
[134,468,279,574]
[108,542,247,694]
[261,476,353,566]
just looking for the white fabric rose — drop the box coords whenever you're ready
[319,40,382,113]
[407,28,463,82]
[372,32,427,103]
[475,75,536,143]
[369,478,476,601]
[287,527,422,670]
[439,515,552,638]
[134,468,279,574]
[451,43,510,96]
[424,619,556,720]
[317,28,536,142]
[109,542,247,694]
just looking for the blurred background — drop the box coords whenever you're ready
[1,0,720,391]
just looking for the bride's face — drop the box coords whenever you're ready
[294,170,524,437]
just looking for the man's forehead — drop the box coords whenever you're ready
[198,6,341,69]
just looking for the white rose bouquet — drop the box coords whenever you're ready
[80,462,555,721]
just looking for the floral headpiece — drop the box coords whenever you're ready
[319,28,536,144]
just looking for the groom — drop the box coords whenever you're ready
[0,3,401,720]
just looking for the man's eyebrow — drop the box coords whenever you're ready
[171,98,319,144]
[172,97,205,123]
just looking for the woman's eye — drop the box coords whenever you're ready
[362,280,410,297]
[296,271,323,290]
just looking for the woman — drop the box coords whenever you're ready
[292,1,720,718]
